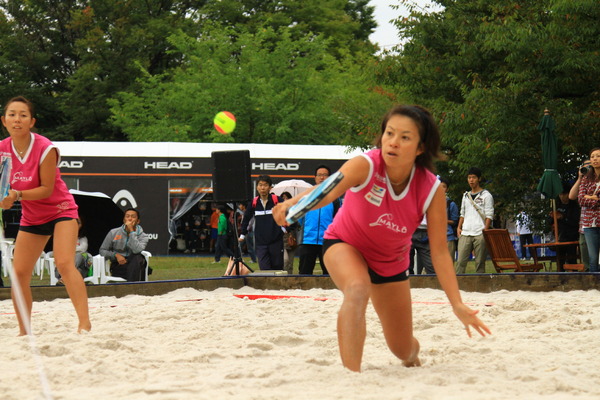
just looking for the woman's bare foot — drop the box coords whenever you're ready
[403,356,422,367]
[402,337,421,367]
[78,321,92,333]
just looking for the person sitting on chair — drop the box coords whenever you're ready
[55,218,93,283]
[100,208,148,281]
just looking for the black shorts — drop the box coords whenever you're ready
[19,217,76,236]
[322,238,410,284]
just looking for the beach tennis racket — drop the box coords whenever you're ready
[0,156,11,200]
[285,171,344,225]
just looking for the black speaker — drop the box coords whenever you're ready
[211,150,253,202]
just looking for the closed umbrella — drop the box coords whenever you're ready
[271,179,312,197]
[535,109,562,241]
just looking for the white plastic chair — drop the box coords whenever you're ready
[96,251,152,284]
[34,251,45,279]
[0,239,14,278]
[47,252,99,286]
[0,240,45,280]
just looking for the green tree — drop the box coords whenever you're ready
[0,0,208,140]
[109,25,392,144]
[197,0,377,58]
[1,0,379,141]
[0,0,80,134]
[380,0,600,224]
[60,0,209,141]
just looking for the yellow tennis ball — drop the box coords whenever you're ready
[214,111,236,134]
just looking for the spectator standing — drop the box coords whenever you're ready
[298,165,340,275]
[408,216,433,274]
[209,204,219,253]
[515,211,535,260]
[577,148,600,272]
[213,206,233,263]
[456,167,494,274]
[569,160,591,270]
[554,187,581,270]
[440,177,459,260]
[100,208,149,281]
[239,175,284,270]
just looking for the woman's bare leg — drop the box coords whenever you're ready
[371,280,421,366]
[324,243,371,372]
[53,219,91,333]
[11,232,49,335]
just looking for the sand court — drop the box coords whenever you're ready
[2,286,600,399]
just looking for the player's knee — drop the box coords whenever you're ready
[343,280,371,306]
[11,266,31,281]
[55,259,75,276]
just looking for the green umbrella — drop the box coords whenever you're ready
[536,109,562,241]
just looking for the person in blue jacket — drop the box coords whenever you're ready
[298,165,340,275]
[440,177,459,261]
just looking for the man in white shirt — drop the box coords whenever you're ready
[456,167,494,274]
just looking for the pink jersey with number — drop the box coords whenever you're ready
[324,149,439,277]
[0,133,78,226]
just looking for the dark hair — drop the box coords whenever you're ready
[314,165,331,176]
[587,148,600,180]
[3,96,35,118]
[439,177,450,187]
[375,105,442,172]
[281,191,292,200]
[467,167,482,178]
[125,208,140,220]
[256,175,272,187]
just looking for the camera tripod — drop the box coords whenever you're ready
[225,202,254,276]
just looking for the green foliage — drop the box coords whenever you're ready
[0,0,78,134]
[0,0,378,142]
[110,25,392,144]
[384,0,600,224]
[197,0,377,59]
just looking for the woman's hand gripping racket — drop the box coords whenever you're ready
[0,156,11,200]
[285,171,344,225]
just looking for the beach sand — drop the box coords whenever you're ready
[1,287,600,400]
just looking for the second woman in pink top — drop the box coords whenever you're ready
[0,96,91,336]
[273,105,490,372]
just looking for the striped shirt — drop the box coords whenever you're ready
[578,175,600,229]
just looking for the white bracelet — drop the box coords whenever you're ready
[15,190,22,201]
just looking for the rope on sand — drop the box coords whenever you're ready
[8,267,54,400]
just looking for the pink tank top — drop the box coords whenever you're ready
[0,133,78,226]
[324,149,439,277]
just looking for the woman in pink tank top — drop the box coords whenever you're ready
[274,105,490,372]
[0,96,91,335]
